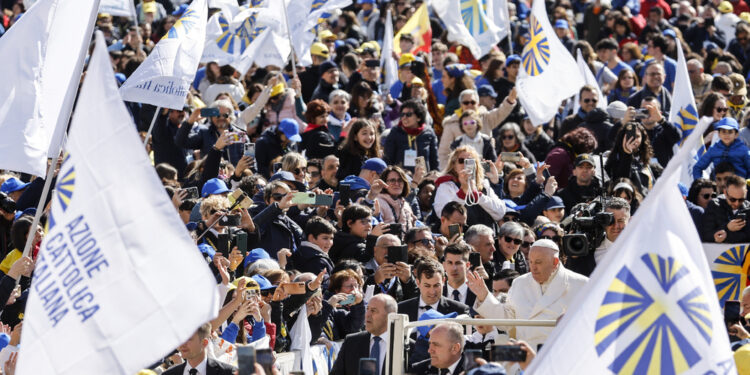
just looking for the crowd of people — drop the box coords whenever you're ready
[6,0,750,373]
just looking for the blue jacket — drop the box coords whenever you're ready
[175,121,243,165]
[252,202,303,261]
[384,124,439,171]
[340,175,371,190]
[693,139,750,179]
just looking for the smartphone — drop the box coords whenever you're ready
[229,189,252,209]
[216,233,230,258]
[182,186,198,199]
[448,223,461,240]
[704,17,714,27]
[737,212,747,221]
[235,232,248,256]
[387,245,408,264]
[490,345,527,362]
[542,168,551,180]
[219,214,241,227]
[281,282,306,295]
[500,152,521,163]
[273,162,282,173]
[463,349,483,371]
[314,194,334,206]
[633,109,649,121]
[237,346,255,375]
[339,293,357,306]
[726,300,741,324]
[244,143,256,158]
[388,223,404,236]
[415,156,426,170]
[200,107,220,118]
[469,252,482,269]
[256,348,274,375]
[481,161,492,173]
[339,184,352,206]
[291,192,317,205]
[359,358,378,375]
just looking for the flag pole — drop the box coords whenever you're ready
[20,0,103,262]
[143,106,161,146]
[280,0,297,77]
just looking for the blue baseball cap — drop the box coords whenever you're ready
[678,183,689,198]
[1,177,29,194]
[358,0,375,3]
[417,310,458,338]
[506,54,521,65]
[244,248,271,268]
[544,196,565,210]
[362,158,387,174]
[554,19,569,29]
[279,118,302,142]
[468,363,507,375]
[444,63,469,78]
[662,28,676,39]
[197,243,216,260]
[478,84,497,98]
[172,4,188,16]
[716,117,739,131]
[252,274,276,290]
[201,178,230,197]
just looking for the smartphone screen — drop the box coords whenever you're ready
[463,349,483,371]
[235,232,248,256]
[200,107,220,118]
[237,346,255,375]
[726,300,741,324]
[469,252,482,269]
[490,345,527,362]
[359,358,378,375]
[448,224,461,239]
[244,143,256,157]
[256,348,274,375]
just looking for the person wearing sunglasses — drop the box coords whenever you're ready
[383,99,439,171]
[686,178,717,210]
[449,110,496,163]
[495,222,529,275]
[560,85,600,137]
[176,98,244,165]
[702,174,750,243]
[437,87,516,169]
[280,152,308,185]
[694,117,750,181]
[252,180,303,261]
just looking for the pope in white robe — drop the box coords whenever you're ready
[466,239,588,349]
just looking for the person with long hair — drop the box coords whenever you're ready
[495,122,536,162]
[433,146,506,231]
[449,110,496,161]
[376,166,418,230]
[348,81,374,118]
[687,178,717,210]
[336,120,381,181]
[442,64,477,117]
[607,177,643,214]
[605,122,655,195]
[607,69,640,104]
[544,127,598,189]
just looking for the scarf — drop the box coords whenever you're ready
[399,122,425,136]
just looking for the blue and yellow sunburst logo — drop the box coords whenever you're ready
[215,13,266,54]
[674,104,698,144]
[595,254,712,375]
[521,15,550,76]
[712,245,750,308]
[164,8,200,40]
[461,0,488,35]
[311,0,327,11]
[55,154,75,213]
[250,0,264,7]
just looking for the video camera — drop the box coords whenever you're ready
[560,201,613,257]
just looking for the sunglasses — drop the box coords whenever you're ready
[501,216,520,223]
[293,167,307,175]
[503,236,522,245]
[541,235,561,242]
[715,107,729,113]
[582,98,598,104]
[462,100,477,105]
[271,193,285,201]
[728,196,745,204]
[521,241,533,248]
[400,112,415,118]
[701,192,717,200]
[502,135,515,140]
[209,209,227,215]
[462,120,478,126]
[412,238,436,246]
[386,178,404,184]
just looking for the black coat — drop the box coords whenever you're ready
[700,197,750,243]
[300,125,337,160]
[397,296,470,322]
[335,147,368,182]
[252,202,303,261]
[384,125,440,171]
[151,113,190,178]
[290,244,334,279]
[442,284,476,309]
[162,358,236,375]
[409,356,464,375]
[557,176,604,213]
[581,108,614,154]
[255,128,298,179]
[524,132,555,162]
[364,268,420,303]
[331,331,382,375]
[329,232,376,263]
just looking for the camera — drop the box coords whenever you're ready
[561,201,613,257]
[0,192,15,214]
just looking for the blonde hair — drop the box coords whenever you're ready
[281,152,306,172]
[443,145,485,187]
[199,195,230,219]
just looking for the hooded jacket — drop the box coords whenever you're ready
[693,138,750,179]
[581,108,614,153]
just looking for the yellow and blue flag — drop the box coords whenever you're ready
[433,0,503,58]
[527,106,736,374]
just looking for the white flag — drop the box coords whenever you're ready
[99,0,135,18]
[289,305,314,375]
[120,0,208,109]
[17,32,220,375]
[573,49,607,113]
[483,0,511,41]
[0,0,97,176]
[381,9,398,90]
[669,42,705,185]
[527,108,737,374]
[284,0,352,67]
[515,0,584,126]
[433,0,503,59]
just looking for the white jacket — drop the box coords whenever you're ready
[432,178,506,222]
[475,265,588,349]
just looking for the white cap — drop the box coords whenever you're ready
[531,239,560,256]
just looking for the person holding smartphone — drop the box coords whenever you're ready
[376,166,418,231]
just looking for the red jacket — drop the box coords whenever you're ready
[640,0,672,19]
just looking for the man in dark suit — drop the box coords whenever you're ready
[364,234,419,302]
[331,294,398,375]
[442,243,477,308]
[398,259,469,321]
[163,322,236,375]
[409,322,466,375]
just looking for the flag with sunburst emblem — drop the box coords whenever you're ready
[432,0,503,58]
[119,0,207,109]
[526,102,736,375]
[515,0,583,126]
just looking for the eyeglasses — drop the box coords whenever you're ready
[727,196,745,204]
[687,70,699,74]
[209,209,227,215]
[271,193,285,201]
[400,112,415,118]
[501,216,519,223]
[412,238,436,246]
[541,235,561,242]
[503,236,522,245]
[715,107,729,113]
[521,241,533,248]
[386,179,404,184]
[582,98,598,104]
[701,192,717,200]
[462,120,477,126]
[502,135,515,140]
[293,167,307,175]
[215,113,230,118]
[462,100,477,105]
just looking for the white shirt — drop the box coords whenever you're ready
[594,237,614,264]
[418,297,439,318]
[446,282,468,304]
[183,355,207,375]
[369,332,389,372]
[445,357,461,375]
